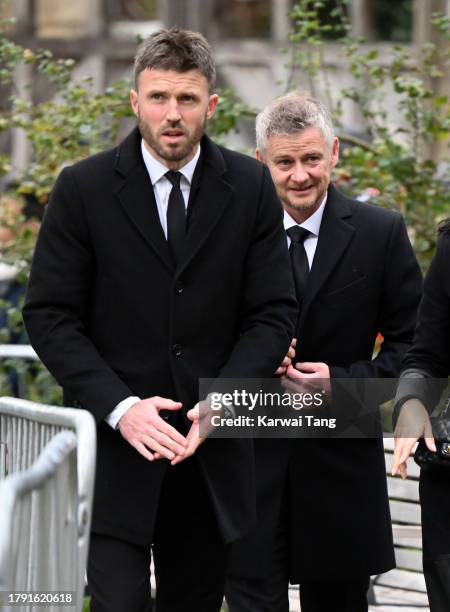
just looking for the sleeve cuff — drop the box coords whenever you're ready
[105,396,141,429]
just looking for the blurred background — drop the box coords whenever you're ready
[1,0,449,163]
[0,0,449,397]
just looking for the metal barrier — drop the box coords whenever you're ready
[0,345,38,360]
[0,431,77,611]
[0,396,96,612]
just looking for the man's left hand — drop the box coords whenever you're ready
[170,404,205,465]
[155,402,213,465]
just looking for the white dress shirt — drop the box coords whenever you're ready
[105,140,201,429]
[283,193,327,269]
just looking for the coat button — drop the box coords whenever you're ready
[172,344,182,357]
[175,282,184,294]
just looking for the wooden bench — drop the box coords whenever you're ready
[368,438,428,608]
[283,439,429,610]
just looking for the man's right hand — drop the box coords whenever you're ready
[118,397,187,462]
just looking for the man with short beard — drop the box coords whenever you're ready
[23,29,297,612]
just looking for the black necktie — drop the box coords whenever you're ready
[286,226,311,303]
[165,171,186,264]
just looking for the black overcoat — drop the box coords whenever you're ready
[23,128,298,546]
[230,185,423,581]
[402,232,450,377]
[398,232,450,568]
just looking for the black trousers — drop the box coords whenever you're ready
[87,456,228,612]
[420,468,450,612]
[226,480,369,612]
[299,578,369,612]
[225,497,290,612]
[226,563,369,612]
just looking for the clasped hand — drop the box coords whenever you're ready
[281,361,331,397]
[118,396,208,466]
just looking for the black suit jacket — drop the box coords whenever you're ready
[230,184,422,581]
[23,127,297,545]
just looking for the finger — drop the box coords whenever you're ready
[425,437,437,453]
[423,418,436,452]
[281,356,291,367]
[392,439,408,474]
[171,448,192,465]
[287,347,295,359]
[275,366,287,376]
[399,439,417,465]
[153,418,188,447]
[296,362,318,373]
[184,423,202,449]
[293,371,317,379]
[142,436,176,461]
[286,364,303,379]
[133,441,155,462]
[153,398,183,411]
[150,430,187,456]
[291,338,297,348]
[391,447,400,476]
[171,434,199,465]
[399,462,408,479]
[187,407,199,422]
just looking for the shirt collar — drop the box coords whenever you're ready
[140,139,201,186]
[283,192,327,236]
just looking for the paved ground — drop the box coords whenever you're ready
[150,569,430,611]
[286,584,429,611]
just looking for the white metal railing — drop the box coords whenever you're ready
[0,345,38,360]
[0,431,77,611]
[0,396,96,612]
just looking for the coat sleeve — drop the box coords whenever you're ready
[23,167,134,423]
[330,211,423,380]
[393,234,450,420]
[402,234,450,377]
[217,164,298,379]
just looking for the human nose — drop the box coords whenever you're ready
[291,163,308,183]
[166,98,181,123]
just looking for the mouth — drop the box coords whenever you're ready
[161,129,186,144]
[289,185,314,195]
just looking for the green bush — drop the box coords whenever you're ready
[1,4,449,402]
[0,16,253,401]
[288,0,450,266]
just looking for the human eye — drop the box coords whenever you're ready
[277,159,292,168]
[179,94,196,103]
[306,154,322,163]
[149,92,165,102]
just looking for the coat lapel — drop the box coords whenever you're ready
[114,127,174,273]
[299,184,356,325]
[176,135,233,277]
[114,129,232,277]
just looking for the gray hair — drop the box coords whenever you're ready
[134,27,216,91]
[256,92,335,152]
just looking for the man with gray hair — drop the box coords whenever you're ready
[23,29,297,612]
[226,91,422,611]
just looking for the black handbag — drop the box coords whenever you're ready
[414,402,450,470]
